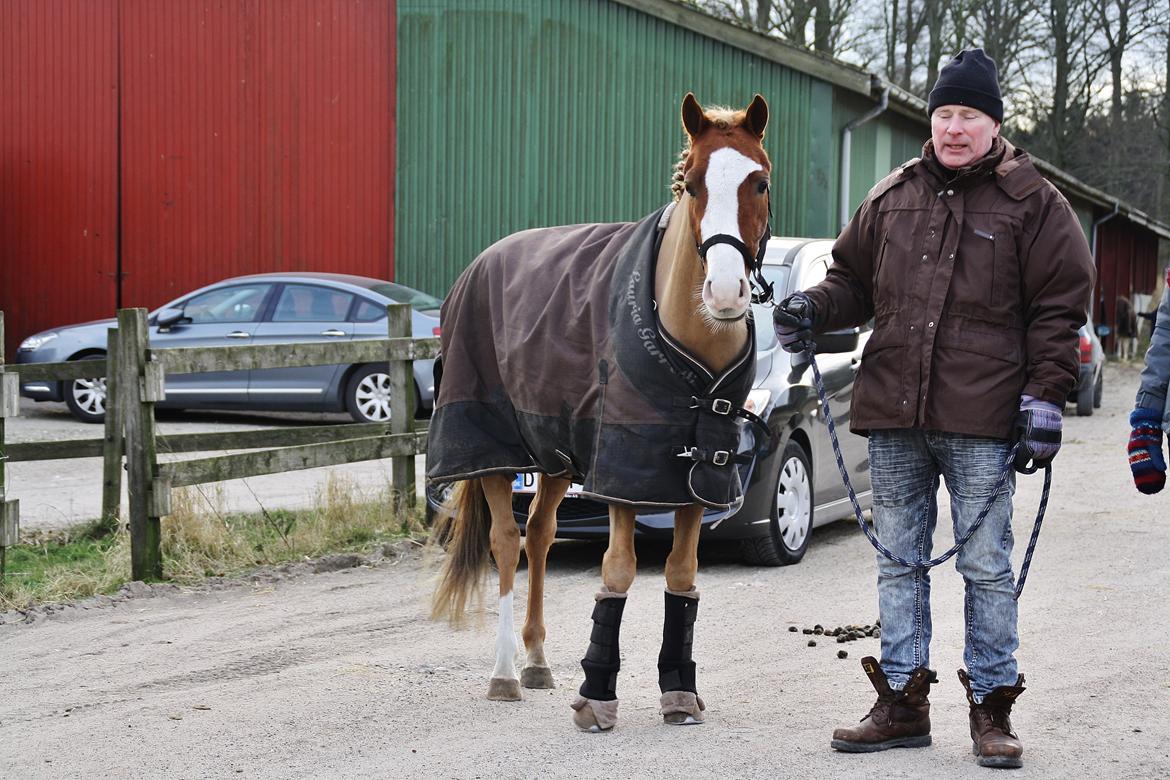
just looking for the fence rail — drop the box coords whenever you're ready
[0,304,438,581]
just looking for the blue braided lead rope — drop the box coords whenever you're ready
[807,353,1050,600]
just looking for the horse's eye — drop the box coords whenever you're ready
[757,180,769,194]
[685,182,697,197]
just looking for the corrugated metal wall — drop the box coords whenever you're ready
[120,0,394,308]
[0,1,119,358]
[396,0,835,297]
[0,0,394,353]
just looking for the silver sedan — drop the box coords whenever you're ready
[15,272,440,424]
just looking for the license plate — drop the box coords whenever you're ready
[512,472,584,496]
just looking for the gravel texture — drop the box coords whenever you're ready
[1,365,1168,778]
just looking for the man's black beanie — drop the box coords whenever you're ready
[927,48,1003,122]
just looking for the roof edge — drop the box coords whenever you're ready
[611,0,873,97]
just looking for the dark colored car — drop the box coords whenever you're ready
[15,273,441,424]
[426,239,874,566]
[1070,317,1105,416]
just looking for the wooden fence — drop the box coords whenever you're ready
[0,305,438,581]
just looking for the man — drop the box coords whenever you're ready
[775,49,1094,769]
[1129,274,1170,494]
[1116,294,1137,361]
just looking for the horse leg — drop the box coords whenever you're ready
[482,473,524,702]
[659,504,706,725]
[520,474,569,689]
[570,505,636,732]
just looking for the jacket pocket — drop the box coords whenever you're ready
[872,233,890,298]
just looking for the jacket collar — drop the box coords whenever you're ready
[919,138,1044,201]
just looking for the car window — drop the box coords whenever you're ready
[798,256,830,291]
[271,284,354,323]
[183,284,271,324]
[354,298,388,323]
[368,282,443,310]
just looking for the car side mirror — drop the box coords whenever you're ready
[815,328,860,354]
[156,307,187,329]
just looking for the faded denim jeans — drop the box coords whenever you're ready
[869,429,1018,702]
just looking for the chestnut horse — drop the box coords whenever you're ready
[429,94,772,731]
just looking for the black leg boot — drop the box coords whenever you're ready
[658,588,706,725]
[570,587,626,732]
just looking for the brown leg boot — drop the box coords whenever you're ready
[831,656,937,752]
[958,669,1026,769]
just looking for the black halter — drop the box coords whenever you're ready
[694,197,775,305]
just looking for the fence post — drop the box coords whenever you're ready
[387,303,417,511]
[118,308,163,581]
[99,326,124,533]
[0,312,21,579]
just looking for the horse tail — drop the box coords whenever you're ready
[430,478,492,625]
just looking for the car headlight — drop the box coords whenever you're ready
[744,388,773,416]
[19,332,58,351]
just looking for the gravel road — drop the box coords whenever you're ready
[1,365,1167,779]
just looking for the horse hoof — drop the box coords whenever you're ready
[570,695,618,732]
[520,665,555,689]
[486,677,522,701]
[660,691,706,725]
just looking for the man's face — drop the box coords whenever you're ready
[930,105,1001,169]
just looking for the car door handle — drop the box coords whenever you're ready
[320,329,346,337]
[225,331,251,339]
[851,357,861,368]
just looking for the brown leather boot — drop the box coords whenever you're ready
[831,656,937,752]
[958,669,1026,769]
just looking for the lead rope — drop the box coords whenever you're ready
[806,352,1051,599]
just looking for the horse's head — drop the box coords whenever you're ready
[679,93,771,322]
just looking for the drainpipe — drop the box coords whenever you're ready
[1091,201,1120,263]
[1091,202,1121,343]
[840,82,890,233]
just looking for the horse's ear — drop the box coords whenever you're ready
[682,93,706,138]
[745,94,768,138]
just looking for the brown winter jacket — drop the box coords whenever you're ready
[804,139,1095,440]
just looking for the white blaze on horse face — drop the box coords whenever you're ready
[699,147,762,319]
[492,591,520,681]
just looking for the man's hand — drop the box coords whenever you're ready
[1128,407,1166,494]
[773,292,816,353]
[1013,395,1062,473]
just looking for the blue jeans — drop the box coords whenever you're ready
[869,429,1018,702]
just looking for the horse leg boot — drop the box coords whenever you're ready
[482,475,524,702]
[659,505,705,725]
[658,588,705,724]
[571,506,635,732]
[520,475,569,689]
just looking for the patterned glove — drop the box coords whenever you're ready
[1013,395,1062,473]
[1128,407,1166,494]
[773,292,815,354]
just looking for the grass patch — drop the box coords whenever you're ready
[0,473,425,612]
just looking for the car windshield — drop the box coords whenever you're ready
[751,265,791,352]
[368,283,443,310]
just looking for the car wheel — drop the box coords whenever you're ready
[63,356,108,424]
[1076,384,1093,416]
[741,440,813,566]
[345,364,395,422]
[1093,370,1104,409]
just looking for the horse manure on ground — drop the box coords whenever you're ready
[838,650,849,659]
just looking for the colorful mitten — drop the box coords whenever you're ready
[1128,407,1166,494]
